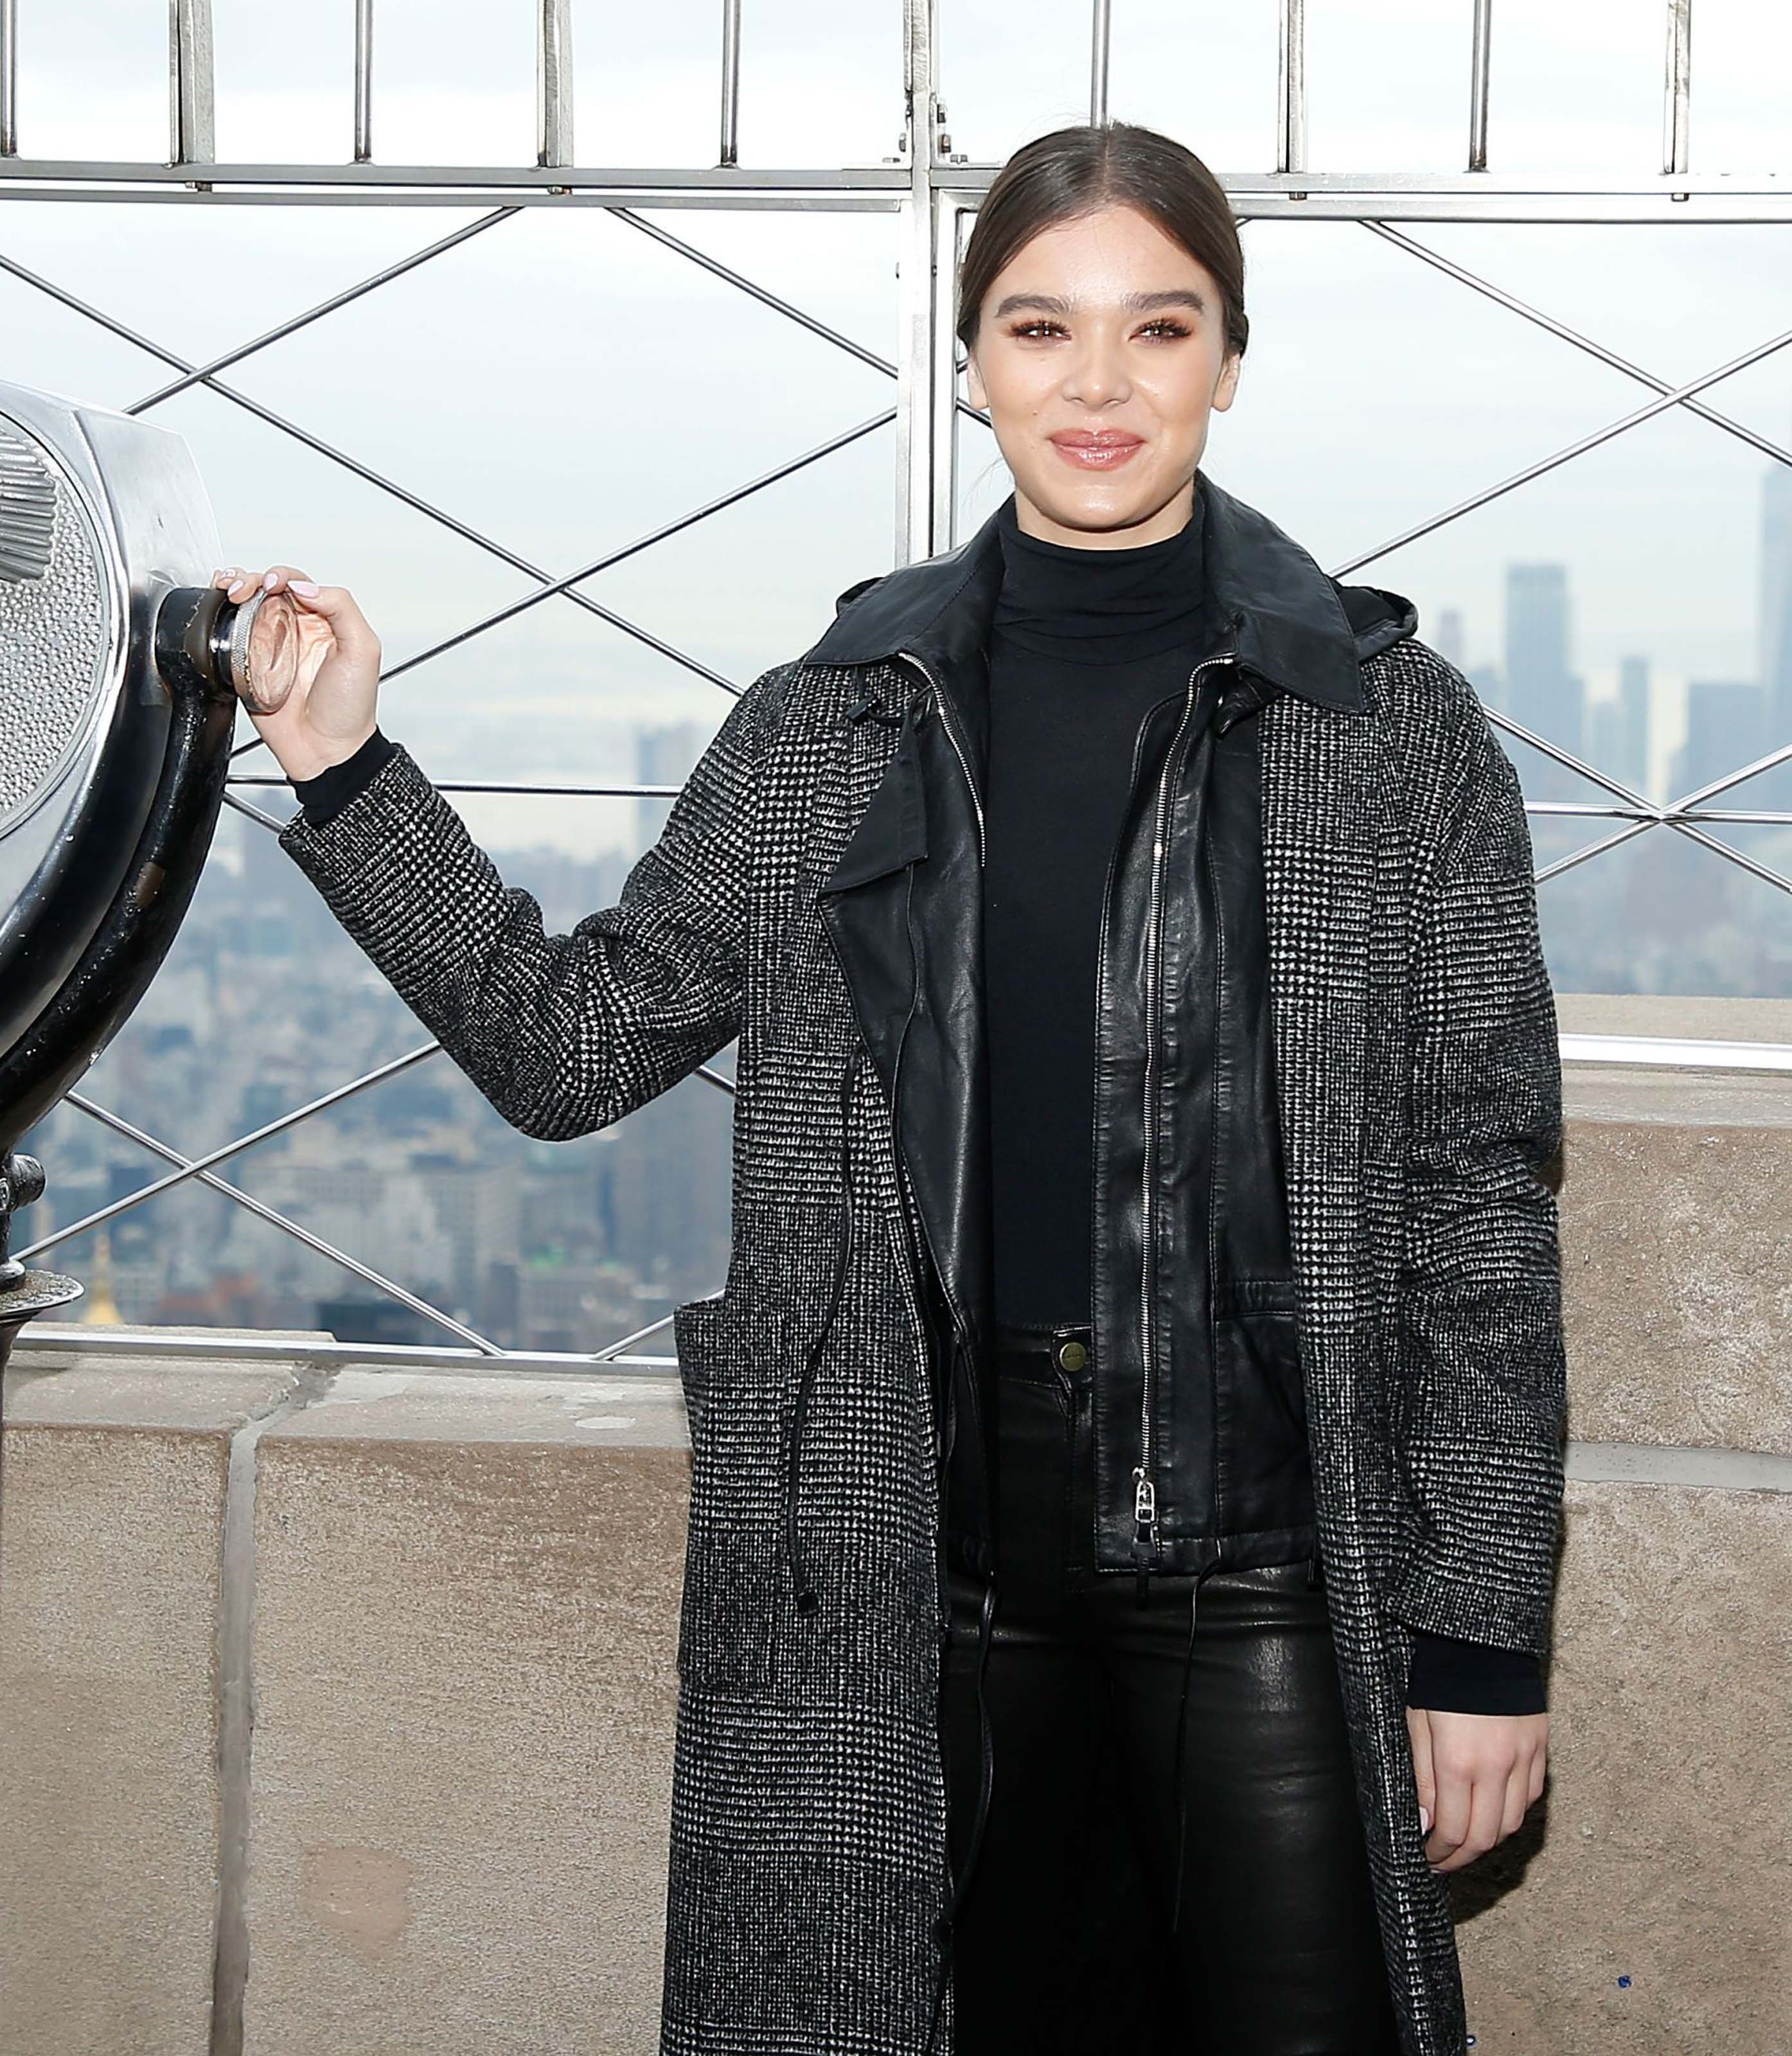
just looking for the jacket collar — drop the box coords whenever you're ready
[797,468,1418,711]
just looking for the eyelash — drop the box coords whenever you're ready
[1006,318,1192,341]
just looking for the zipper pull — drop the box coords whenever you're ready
[1132,1465,1157,1530]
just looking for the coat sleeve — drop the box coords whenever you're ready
[1381,698,1568,1662]
[275,663,787,1142]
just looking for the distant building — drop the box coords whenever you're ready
[1504,562,1585,796]
[1762,448,1792,752]
[1588,655,1651,796]
[1433,607,1466,671]
[635,719,708,853]
[1671,680,1766,803]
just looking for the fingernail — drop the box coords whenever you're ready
[1419,1806,1432,1833]
[289,579,320,596]
[262,569,278,589]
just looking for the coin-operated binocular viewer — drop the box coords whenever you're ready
[0,378,279,1373]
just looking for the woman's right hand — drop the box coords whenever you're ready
[210,563,384,784]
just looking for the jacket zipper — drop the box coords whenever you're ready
[1133,647,1238,1566]
[898,648,986,870]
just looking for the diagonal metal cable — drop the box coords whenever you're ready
[0,247,746,706]
[124,205,524,412]
[48,1090,502,1354]
[606,204,992,425]
[1311,272,1792,897]
[1333,317,1792,584]
[1362,221,1792,472]
[17,1041,445,1259]
[301,403,897,707]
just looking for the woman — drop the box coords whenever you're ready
[218,121,1566,2056]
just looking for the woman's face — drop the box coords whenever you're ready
[964,202,1241,549]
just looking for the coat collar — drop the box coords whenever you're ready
[797,468,1418,711]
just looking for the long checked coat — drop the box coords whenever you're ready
[279,470,1569,2056]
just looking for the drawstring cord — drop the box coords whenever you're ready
[1169,1559,1223,1938]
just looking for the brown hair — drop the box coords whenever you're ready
[955,121,1247,364]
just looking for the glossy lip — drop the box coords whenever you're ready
[1049,432,1145,469]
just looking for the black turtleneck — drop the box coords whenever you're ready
[983,489,1212,1329]
[980,486,1545,1718]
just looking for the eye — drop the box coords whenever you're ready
[1008,319,1065,339]
[1139,319,1191,340]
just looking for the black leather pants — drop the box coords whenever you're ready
[940,1324,1401,2055]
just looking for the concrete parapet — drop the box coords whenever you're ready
[0,1015,1786,2052]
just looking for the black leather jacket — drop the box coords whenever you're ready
[805,475,1417,1586]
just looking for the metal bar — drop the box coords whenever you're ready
[1533,819,1656,885]
[608,205,992,426]
[1527,802,1792,826]
[1363,221,1792,471]
[0,159,907,197]
[0,244,759,720]
[896,0,939,563]
[16,1324,682,1376]
[932,190,963,545]
[8,164,1792,223]
[0,0,16,159]
[1561,1032,1792,1073]
[354,0,373,163]
[1468,0,1492,173]
[1668,734,1792,812]
[537,0,573,170]
[129,209,519,410]
[360,406,895,702]
[1090,0,1111,128]
[52,1091,502,1354]
[1333,318,1792,581]
[720,0,742,168]
[168,0,215,168]
[220,787,286,833]
[16,1043,443,1259]
[1277,0,1306,178]
[1662,0,1692,177]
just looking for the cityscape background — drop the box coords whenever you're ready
[6,0,1792,1349]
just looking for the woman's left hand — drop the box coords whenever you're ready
[1405,1706,1548,1872]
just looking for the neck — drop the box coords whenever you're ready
[1012,477,1198,550]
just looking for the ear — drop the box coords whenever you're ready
[1211,350,1242,414]
[965,344,988,414]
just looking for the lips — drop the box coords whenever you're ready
[1049,430,1145,470]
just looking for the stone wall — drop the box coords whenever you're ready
[1,996,1787,2053]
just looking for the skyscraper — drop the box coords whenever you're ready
[1504,563,1584,798]
[1759,447,1792,804]
[1588,655,1651,797]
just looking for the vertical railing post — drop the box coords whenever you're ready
[537,0,574,172]
[353,0,373,163]
[1089,0,1111,128]
[720,0,742,168]
[1276,0,1306,195]
[896,0,943,565]
[0,0,17,158]
[1468,0,1492,173]
[1662,0,1692,180]
[168,0,215,177]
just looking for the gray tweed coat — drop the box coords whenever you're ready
[279,501,1568,2056]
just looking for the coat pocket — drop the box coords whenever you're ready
[670,1291,791,1695]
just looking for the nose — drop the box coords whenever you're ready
[1059,328,1133,407]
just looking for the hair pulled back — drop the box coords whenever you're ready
[955,121,1247,364]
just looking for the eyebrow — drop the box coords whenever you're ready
[989,288,1208,321]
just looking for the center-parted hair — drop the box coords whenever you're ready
[955,121,1248,364]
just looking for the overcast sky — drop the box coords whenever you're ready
[4,0,1791,856]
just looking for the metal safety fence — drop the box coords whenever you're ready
[1,0,1788,1369]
